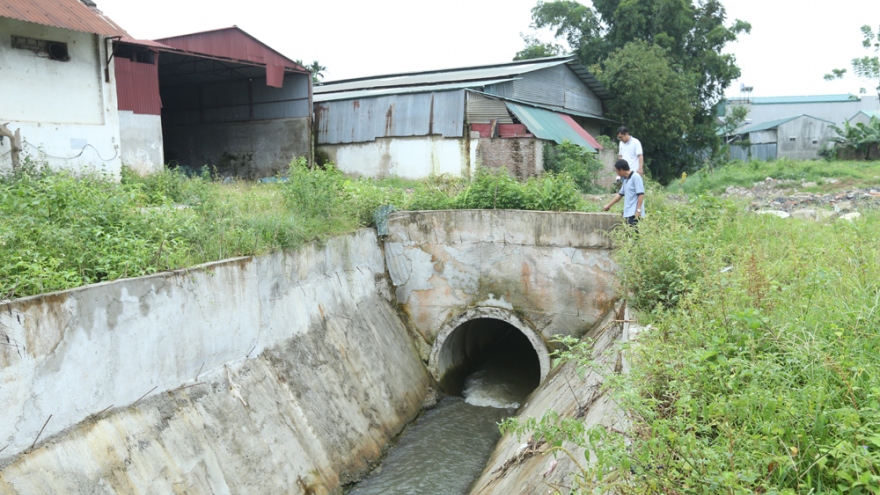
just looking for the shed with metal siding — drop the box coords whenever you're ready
[729,114,834,160]
[315,90,466,145]
[113,27,312,177]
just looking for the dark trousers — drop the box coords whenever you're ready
[625,216,639,226]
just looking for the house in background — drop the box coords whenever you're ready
[0,0,127,176]
[114,27,312,178]
[720,94,880,129]
[726,114,834,161]
[313,55,614,179]
[847,109,880,127]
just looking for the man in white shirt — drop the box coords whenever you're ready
[617,126,644,176]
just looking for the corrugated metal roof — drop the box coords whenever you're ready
[156,26,307,73]
[468,90,614,122]
[505,102,595,152]
[0,0,128,36]
[313,79,518,102]
[739,114,834,134]
[746,94,860,105]
[316,60,566,94]
[119,37,170,49]
[851,109,880,120]
[316,55,612,100]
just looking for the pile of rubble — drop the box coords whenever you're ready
[721,177,880,222]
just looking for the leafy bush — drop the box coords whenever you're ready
[543,140,604,193]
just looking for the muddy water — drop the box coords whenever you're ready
[346,336,539,495]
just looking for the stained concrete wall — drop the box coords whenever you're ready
[0,230,429,494]
[118,111,164,174]
[318,135,472,179]
[0,18,122,176]
[384,210,620,365]
[162,117,311,178]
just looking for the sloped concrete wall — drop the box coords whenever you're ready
[384,210,620,353]
[0,230,429,494]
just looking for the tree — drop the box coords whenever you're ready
[295,60,327,86]
[595,41,695,180]
[825,25,880,99]
[514,34,564,60]
[523,0,750,181]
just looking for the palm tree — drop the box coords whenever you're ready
[295,60,327,86]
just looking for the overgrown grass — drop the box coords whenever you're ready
[504,197,880,494]
[672,159,880,195]
[0,161,596,298]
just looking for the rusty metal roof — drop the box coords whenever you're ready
[0,0,128,36]
[317,55,612,100]
[155,26,307,73]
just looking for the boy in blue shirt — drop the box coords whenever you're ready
[602,159,645,226]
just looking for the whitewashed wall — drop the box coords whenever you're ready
[0,18,122,177]
[319,135,471,179]
[118,111,163,174]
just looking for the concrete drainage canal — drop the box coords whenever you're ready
[0,210,620,494]
[347,312,547,495]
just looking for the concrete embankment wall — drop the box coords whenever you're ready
[0,230,429,494]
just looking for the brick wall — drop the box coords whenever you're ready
[477,137,543,178]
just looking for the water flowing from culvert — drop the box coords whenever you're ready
[345,332,540,495]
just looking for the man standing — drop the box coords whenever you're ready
[602,159,644,226]
[617,126,644,176]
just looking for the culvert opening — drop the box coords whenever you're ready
[436,317,541,404]
[347,316,545,495]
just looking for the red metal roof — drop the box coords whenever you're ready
[0,0,128,36]
[155,26,307,73]
[559,114,604,151]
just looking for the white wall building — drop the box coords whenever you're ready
[0,1,127,177]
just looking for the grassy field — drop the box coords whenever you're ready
[670,159,880,195]
[506,173,880,493]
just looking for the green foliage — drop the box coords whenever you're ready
[295,59,327,85]
[543,140,604,193]
[526,0,751,182]
[514,33,564,60]
[827,117,880,160]
[0,162,594,299]
[674,158,880,195]
[825,25,880,97]
[506,198,880,493]
[595,41,697,182]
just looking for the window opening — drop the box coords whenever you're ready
[11,35,69,61]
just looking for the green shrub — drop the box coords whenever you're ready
[543,140,604,193]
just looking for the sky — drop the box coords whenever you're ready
[95,0,880,98]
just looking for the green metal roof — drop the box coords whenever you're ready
[851,109,880,120]
[747,94,859,105]
[738,114,834,134]
[505,102,596,152]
